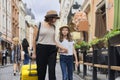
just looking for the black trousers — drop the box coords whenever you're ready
[36,44,57,80]
[2,57,7,66]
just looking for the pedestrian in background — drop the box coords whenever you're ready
[5,48,8,64]
[12,37,21,76]
[58,26,78,80]
[21,38,30,65]
[2,48,7,66]
[11,43,14,63]
[32,10,67,80]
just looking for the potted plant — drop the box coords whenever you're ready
[74,40,90,52]
[79,41,90,51]
[74,42,81,49]
[105,30,120,46]
[90,38,107,49]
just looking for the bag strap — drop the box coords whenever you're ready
[36,22,41,42]
[35,23,55,42]
[53,24,56,29]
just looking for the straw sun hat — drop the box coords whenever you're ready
[45,10,60,19]
[59,25,70,30]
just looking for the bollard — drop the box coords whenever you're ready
[108,46,115,80]
[92,49,98,80]
[83,50,87,78]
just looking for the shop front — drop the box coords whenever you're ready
[0,38,12,65]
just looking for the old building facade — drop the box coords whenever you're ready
[19,1,26,43]
[0,0,12,49]
[11,0,20,39]
[59,0,74,26]
[82,0,114,41]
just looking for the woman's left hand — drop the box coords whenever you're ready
[75,61,79,67]
[58,47,68,53]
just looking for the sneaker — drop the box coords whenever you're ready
[13,70,16,76]
[13,72,16,76]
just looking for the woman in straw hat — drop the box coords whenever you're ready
[12,37,21,76]
[32,10,67,80]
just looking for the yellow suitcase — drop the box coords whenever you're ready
[20,64,38,80]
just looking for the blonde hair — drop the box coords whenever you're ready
[13,37,19,44]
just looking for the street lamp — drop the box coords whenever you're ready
[72,2,81,9]
[71,2,81,15]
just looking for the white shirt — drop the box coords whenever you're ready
[59,39,74,56]
[2,50,6,57]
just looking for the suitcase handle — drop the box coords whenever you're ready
[29,68,37,76]
[29,73,37,76]
[28,52,37,76]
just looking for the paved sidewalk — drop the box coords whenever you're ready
[0,64,19,80]
[0,62,81,80]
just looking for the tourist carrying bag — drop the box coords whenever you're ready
[20,22,44,80]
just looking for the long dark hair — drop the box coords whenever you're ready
[22,38,29,47]
[59,26,72,42]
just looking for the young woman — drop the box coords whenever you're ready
[32,10,67,80]
[59,26,78,80]
[12,37,21,76]
[21,38,29,65]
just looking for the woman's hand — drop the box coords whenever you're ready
[59,48,68,53]
[75,61,79,67]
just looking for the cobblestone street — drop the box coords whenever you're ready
[0,62,81,80]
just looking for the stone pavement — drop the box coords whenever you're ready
[0,64,19,80]
[0,62,81,80]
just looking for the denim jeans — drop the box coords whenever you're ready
[60,55,73,80]
[23,53,29,65]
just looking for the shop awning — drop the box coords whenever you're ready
[114,0,120,30]
[72,11,89,31]
[95,9,106,38]
[1,38,12,44]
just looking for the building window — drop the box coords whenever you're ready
[2,0,4,7]
[95,4,106,38]
[2,15,6,32]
